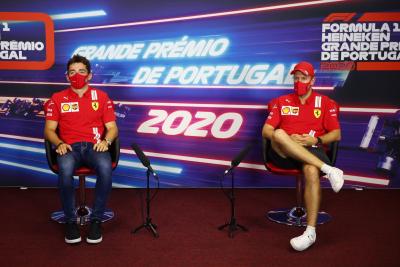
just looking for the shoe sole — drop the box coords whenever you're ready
[86,236,103,244]
[65,237,82,244]
[333,178,344,193]
[290,238,315,251]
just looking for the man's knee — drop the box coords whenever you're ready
[273,129,288,144]
[92,152,112,173]
[303,164,320,183]
[57,154,76,175]
[97,163,112,176]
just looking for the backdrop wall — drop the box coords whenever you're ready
[0,0,399,188]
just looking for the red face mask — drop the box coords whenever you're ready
[294,81,311,96]
[69,73,88,89]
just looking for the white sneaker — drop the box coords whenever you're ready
[326,167,344,193]
[290,231,316,251]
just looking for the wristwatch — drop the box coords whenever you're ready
[316,137,323,146]
[56,142,64,148]
[104,138,112,146]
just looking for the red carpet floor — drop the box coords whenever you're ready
[0,188,399,267]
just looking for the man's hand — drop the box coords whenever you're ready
[93,140,109,152]
[290,134,305,145]
[300,134,318,146]
[290,134,317,146]
[56,143,72,155]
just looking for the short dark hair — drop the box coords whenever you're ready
[67,54,91,73]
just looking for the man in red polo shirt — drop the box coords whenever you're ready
[44,55,118,244]
[262,61,344,251]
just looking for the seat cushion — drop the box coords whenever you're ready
[51,162,118,175]
[265,163,301,176]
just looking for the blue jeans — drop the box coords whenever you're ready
[57,142,112,222]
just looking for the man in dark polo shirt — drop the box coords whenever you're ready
[262,61,344,251]
[44,55,118,244]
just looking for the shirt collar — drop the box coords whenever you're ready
[292,90,316,105]
[68,86,92,99]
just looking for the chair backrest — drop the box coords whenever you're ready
[262,138,339,168]
[326,140,338,166]
[44,137,120,174]
[44,139,59,174]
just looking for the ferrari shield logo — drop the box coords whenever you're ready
[314,109,321,118]
[92,101,99,111]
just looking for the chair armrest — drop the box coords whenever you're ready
[109,137,120,170]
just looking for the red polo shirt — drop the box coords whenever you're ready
[45,87,116,144]
[265,91,340,137]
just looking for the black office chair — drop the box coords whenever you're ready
[263,138,339,226]
[45,137,120,225]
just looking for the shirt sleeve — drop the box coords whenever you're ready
[323,98,340,131]
[102,95,116,124]
[44,98,59,121]
[264,98,281,128]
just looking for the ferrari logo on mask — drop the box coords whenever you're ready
[314,109,321,118]
[92,101,99,111]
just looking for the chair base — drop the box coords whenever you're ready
[51,206,114,225]
[267,207,331,227]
